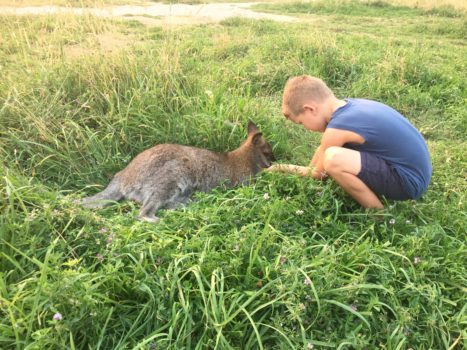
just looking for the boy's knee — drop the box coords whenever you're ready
[323,146,345,173]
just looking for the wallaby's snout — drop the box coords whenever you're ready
[265,146,276,165]
[257,138,275,168]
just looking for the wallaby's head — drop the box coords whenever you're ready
[246,121,275,169]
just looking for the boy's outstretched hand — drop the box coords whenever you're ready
[266,163,307,174]
[266,163,328,180]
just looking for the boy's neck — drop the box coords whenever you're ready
[326,97,347,123]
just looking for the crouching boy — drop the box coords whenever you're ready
[269,75,432,209]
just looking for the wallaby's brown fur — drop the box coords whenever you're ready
[80,121,275,222]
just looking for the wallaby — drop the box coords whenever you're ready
[80,121,275,222]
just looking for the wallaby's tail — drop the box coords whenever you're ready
[79,178,123,208]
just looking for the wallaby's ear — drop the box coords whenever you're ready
[247,120,259,135]
[252,132,264,146]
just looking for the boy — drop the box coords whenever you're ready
[268,75,432,209]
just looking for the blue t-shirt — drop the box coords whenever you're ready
[328,98,432,199]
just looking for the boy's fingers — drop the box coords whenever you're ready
[264,164,278,172]
[264,164,288,173]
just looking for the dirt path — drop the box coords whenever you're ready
[0,2,297,25]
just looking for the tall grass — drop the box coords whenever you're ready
[1,2,466,349]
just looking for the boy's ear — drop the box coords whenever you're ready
[252,132,264,146]
[247,120,259,135]
[303,103,316,113]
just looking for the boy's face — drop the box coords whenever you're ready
[282,104,327,132]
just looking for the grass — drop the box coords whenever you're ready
[253,0,466,18]
[0,1,466,349]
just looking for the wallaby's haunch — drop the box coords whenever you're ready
[80,121,275,222]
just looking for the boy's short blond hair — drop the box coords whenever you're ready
[282,75,334,116]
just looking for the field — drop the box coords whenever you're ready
[0,0,466,349]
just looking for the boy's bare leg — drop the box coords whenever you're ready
[323,147,384,209]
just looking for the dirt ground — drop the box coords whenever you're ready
[0,2,298,26]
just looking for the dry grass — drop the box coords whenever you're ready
[389,0,467,10]
[64,32,133,58]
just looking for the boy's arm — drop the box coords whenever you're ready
[266,163,312,176]
[310,145,321,166]
[310,128,364,179]
[267,129,364,179]
[267,146,321,176]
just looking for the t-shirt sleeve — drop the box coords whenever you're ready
[327,114,372,142]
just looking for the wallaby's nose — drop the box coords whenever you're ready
[264,153,275,168]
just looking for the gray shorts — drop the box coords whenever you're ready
[357,152,410,200]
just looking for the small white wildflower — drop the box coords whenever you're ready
[413,257,421,265]
[205,90,213,99]
[389,218,396,225]
[263,193,270,200]
[307,343,314,349]
[106,234,114,245]
[350,303,358,311]
[53,313,62,321]
[26,209,38,221]
[304,277,311,285]
[405,220,411,224]
[299,303,306,310]
[285,196,291,201]
[296,209,304,215]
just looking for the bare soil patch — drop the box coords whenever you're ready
[0,2,297,25]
